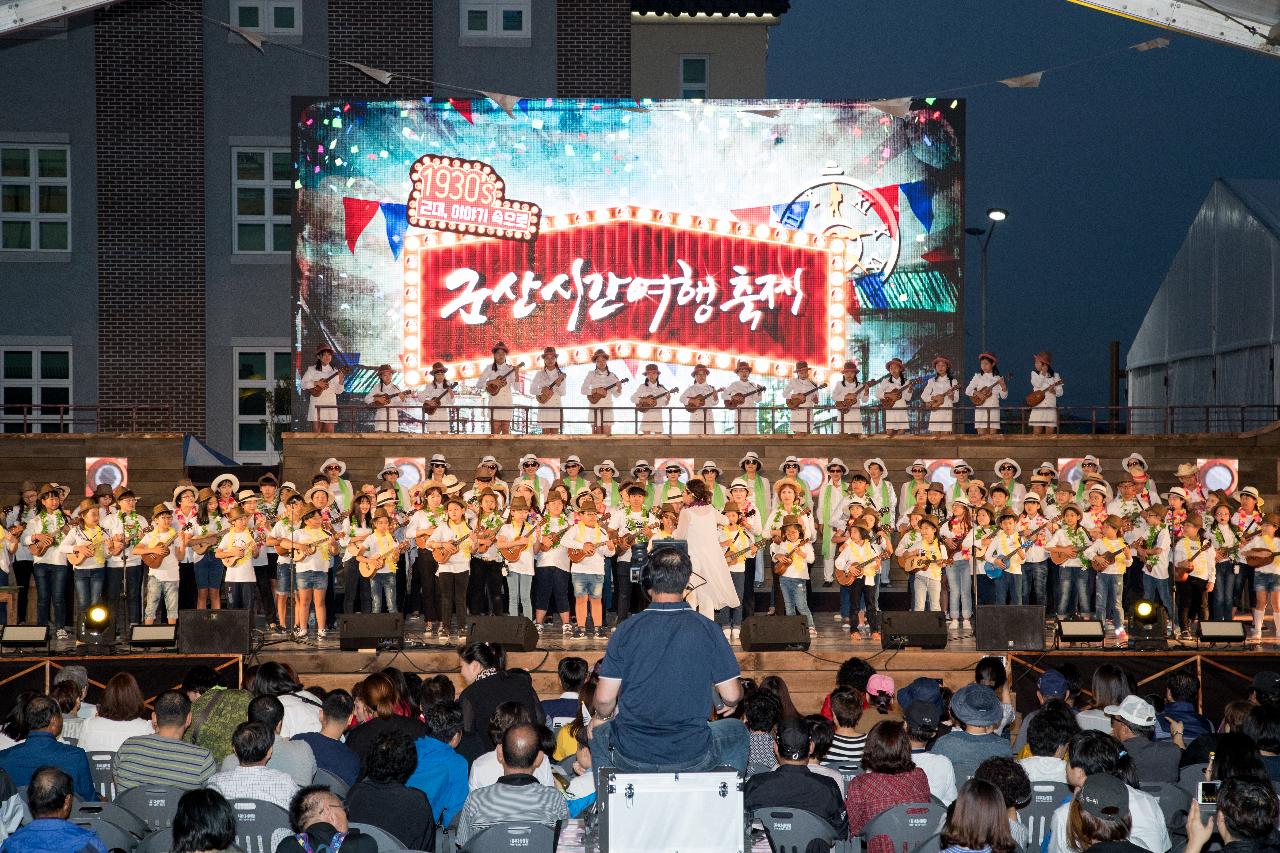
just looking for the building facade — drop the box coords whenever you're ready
[0,0,783,460]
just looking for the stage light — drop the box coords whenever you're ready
[1056,619,1105,646]
[87,605,109,626]
[79,603,116,654]
[129,624,178,649]
[1198,621,1246,644]
[1127,599,1167,650]
[1135,600,1154,620]
[987,208,1008,222]
[0,625,50,653]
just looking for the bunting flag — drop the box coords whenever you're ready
[771,200,810,229]
[342,197,381,252]
[380,203,409,260]
[344,61,392,85]
[229,25,265,51]
[999,71,1044,89]
[448,98,474,124]
[869,98,913,118]
[1133,37,1171,51]
[482,91,521,118]
[899,180,934,232]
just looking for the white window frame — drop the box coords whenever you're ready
[459,0,531,42]
[229,0,302,35]
[0,346,73,433]
[233,347,292,463]
[231,147,292,255]
[679,55,710,99]
[0,144,70,252]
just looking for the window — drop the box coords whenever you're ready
[232,148,292,254]
[460,0,530,40]
[680,56,709,99]
[230,0,302,35]
[0,347,72,433]
[1,145,70,252]
[234,348,292,462]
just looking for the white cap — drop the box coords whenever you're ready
[1104,695,1156,728]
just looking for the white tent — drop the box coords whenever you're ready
[1127,179,1280,432]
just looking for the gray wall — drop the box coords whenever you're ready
[433,0,557,97]
[0,16,99,407]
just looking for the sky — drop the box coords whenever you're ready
[767,0,1280,405]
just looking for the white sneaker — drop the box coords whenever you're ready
[832,613,843,621]
[723,627,732,641]
[55,628,70,640]
[731,626,740,642]
[316,628,328,638]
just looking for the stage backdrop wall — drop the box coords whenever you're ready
[292,99,965,431]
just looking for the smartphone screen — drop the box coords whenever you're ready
[1198,781,1221,806]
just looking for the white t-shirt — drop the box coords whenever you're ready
[911,750,957,804]
[361,531,400,575]
[497,521,536,576]
[79,715,154,754]
[561,524,614,575]
[218,528,258,583]
[429,521,474,573]
[1047,786,1169,853]
[293,527,334,574]
[468,750,554,789]
[139,527,181,582]
[103,511,148,568]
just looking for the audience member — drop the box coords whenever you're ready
[1022,702,1078,784]
[820,657,876,720]
[114,690,216,791]
[457,643,545,764]
[906,701,957,804]
[897,676,946,720]
[0,769,18,844]
[470,703,555,789]
[78,672,153,753]
[845,721,931,852]
[1077,665,1132,733]
[52,667,95,719]
[974,756,1033,850]
[825,686,867,771]
[857,674,900,734]
[743,690,782,777]
[974,656,1016,734]
[552,675,596,761]
[221,695,316,786]
[1242,704,1280,781]
[170,788,237,853]
[346,732,436,850]
[939,778,1019,853]
[48,683,83,746]
[1249,671,1280,710]
[1046,731,1169,853]
[1184,778,1280,853]
[291,689,360,787]
[0,696,96,800]
[250,662,322,740]
[345,673,427,766]
[759,675,801,723]
[0,767,105,853]
[417,674,456,709]
[1013,668,1071,753]
[206,721,298,810]
[931,683,1013,782]
[455,724,569,848]
[1206,732,1270,786]
[1064,773,1148,853]
[1106,696,1180,785]
[408,700,469,826]
[743,719,847,837]
[182,665,252,764]
[0,691,37,750]
[541,657,589,727]
[275,785,378,853]
[801,714,848,796]
[1157,672,1213,743]
[589,549,746,774]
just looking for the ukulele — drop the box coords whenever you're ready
[587,377,628,404]
[1024,378,1064,408]
[835,547,882,585]
[498,522,533,562]
[901,549,947,574]
[430,527,479,563]
[834,377,876,413]
[772,543,802,575]
[66,530,104,567]
[185,527,224,556]
[568,533,606,563]
[1088,543,1131,572]
[927,381,960,410]
[536,370,567,404]
[1048,545,1084,565]
[308,367,345,397]
[421,382,459,415]
[539,522,572,551]
[1173,540,1214,582]
[219,533,260,569]
[635,386,676,411]
[724,535,767,564]
[360,541,406,578]
[879,378,908,408]
[612,520,659,552]
[484,362,525,395]
[786,381,826,409]
[140,530,179,569]
[725,384,766,409]
[684,388,724,413]
[1244,547,1280,568]
[372,389,413,407]
[28,515,70,558]
[969,378,1004,407]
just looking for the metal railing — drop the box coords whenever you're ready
[0,404,176,434]
[315,402,1280,436]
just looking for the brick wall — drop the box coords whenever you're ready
[556,0,630,97]
[328,0,433,99]
[95,0,206,436]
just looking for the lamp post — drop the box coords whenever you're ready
[965,207,1008,355]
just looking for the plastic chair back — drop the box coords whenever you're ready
[228,798,291,853]
[461,821,557,853]
[73,816,138,852]
[348,821,408,851]
[1016,781,1070,850]
[311,767,350,800]
[73,800,149,838]
[860,802,946,853]
[88,752,117,801]
[114,784,186,832]
[752,806,837,853]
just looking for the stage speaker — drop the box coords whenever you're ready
[739,616,811,652]
[178,610,251,655]
[0,625,49,652]
[975,605,1046,651]
[1057,619,1105,644]
[1198,621,1246,643]
[339,613,405,652]
[129,625,177,649]
[465,616,539,652]
[881,611,947,650]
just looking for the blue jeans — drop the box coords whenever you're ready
[1095,573,1124,627]
[777,577,813,627]
[1211,562,1236,621]
[839,584,854,619]
[1022,560,1050,611]
[590,717,748,778]
[33,563,69,628]
[1142,574,1177,630]
[986,572,1021,605]
[1056,566,1091,617]
[912,575,942,611]
[717,569,751,627]
[74,567,106,623]
[507,573,533,618]
[946,560,973,620]
[369,574,396,613]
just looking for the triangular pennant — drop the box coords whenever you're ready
[517,99,531,116]
[730,205,775,226]
[482,91,521,118]
[771,200,810,229]
[449,98,475,124]
[744,109,781,118]
[341,197,382,253]
[921,248,956,264]
[868,183,902,228]
[898,181,934,233]
[869,98,912,118]
[229,25,265,51]
[1132,37,1171,51]
[380,202,409,260]
[344,61,392,85]
[999,71,1043,88]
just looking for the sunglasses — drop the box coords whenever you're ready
[483,464,497,470]
[784,464,799,470]
[325,466,341,471]
[432,463,446,468]
[523,462,538,468]
[1000,466,1014,471]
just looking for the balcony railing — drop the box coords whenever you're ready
[0,404,176,434]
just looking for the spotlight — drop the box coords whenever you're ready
[79,603,116,654]
[987,208,1008,222]
[1197,621,1246,645]
[0,625,50,654]
[1126,599,1167,650]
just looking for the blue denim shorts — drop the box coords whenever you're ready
[1255,572,1280,592]
[295,570,328,591]
[571,573,604,598]
[193,556,225,590]
[275,563,293,590]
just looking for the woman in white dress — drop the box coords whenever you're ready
[921,355,959,434]
[630,363,674,435]
[1028,350,1063,434]
[876,358,912,435]
[420,362,456,434]
[580,350,624,435]
[673,479,740,620]
[301,344,344,432]
[965,352,1007,435]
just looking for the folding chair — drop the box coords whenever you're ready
[348,821,408,852]
[87,752,117,801]
[752,806,837,853]
[311,767,351,800]
[1016,781,1070,852]
[73,816,139,852]
[72,800,149,839]
[228,798,292,853]
[461,821,557,853]
[114,784,186,833]
[860,802,946,853]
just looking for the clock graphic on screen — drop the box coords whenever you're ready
[781,166,901,279]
